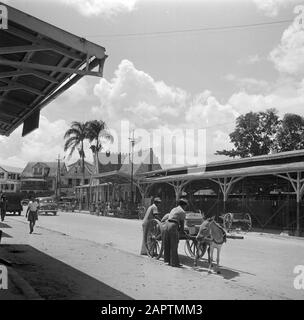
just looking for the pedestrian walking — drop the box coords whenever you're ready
[140,197,162,255]
[0,193,7,222]
[26,197,39,234]
[163,198,188,267]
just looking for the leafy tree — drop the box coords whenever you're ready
[86,120,114,174]
[274,113,304,152]
[215,109,280,158]
[64,121,89,183]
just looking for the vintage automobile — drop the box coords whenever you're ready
[36,197,58,215]
[5,193,23,215]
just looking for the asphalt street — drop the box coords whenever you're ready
[1,209,304,299]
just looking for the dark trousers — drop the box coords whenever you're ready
[0,208,5,222]
[163,221,180,266]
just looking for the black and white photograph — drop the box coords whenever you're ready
[0,0,304,306]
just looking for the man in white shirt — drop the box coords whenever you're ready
[140,197,162,255]
[26,197,39,234]
[163,198,188,267]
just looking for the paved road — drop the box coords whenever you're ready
[3,210,304,299]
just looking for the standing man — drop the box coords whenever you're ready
[140,197,162,255]
[26,196,39,234]
[163,198,188,267]
[0,193,7,222]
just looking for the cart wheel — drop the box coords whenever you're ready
[223,213,233,231]
[144,219,163,259]
[185,239,207,259]
[243,213,252,232]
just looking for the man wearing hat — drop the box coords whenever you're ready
[163,198,189,267]
[140,197,162,255]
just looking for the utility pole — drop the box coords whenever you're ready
[128,130,137,205]
[56,154,62,200]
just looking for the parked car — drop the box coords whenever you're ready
[5,193,23,215]
[36,197,58,215]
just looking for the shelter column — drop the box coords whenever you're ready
[210,177,243,215]
[168,180,189,203]
[276,172,304,236]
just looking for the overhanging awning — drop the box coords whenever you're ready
[0,3,107,136]
[93,170,132,184]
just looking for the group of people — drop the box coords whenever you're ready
[140,197,189,268]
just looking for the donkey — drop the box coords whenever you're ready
[195,217,227,274]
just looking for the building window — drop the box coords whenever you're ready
[68,179,73,187]
[0,172,4,179]
[76,179,81,186]
[33,166,43,175]
[84,179,89,185]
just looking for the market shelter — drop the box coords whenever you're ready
[0,3,106,136]
[141,150,304,236]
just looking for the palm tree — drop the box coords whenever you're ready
[63,121,89,184]
[86,120,114,174]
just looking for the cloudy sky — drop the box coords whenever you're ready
[1,0,304,168]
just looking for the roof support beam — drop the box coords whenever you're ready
[0,69,58,83]
[0,45,52,55]
[0,96,31,109]
[0,58,103,77]
[0,79,44,96]
[0,111,17,119]
[6,26,83,61]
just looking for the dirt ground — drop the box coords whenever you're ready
[0,212,303,300]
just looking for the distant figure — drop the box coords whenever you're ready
[140,197,162,255]
[163,198,188,267]
[26,197,39,234]
[0,193,7,222]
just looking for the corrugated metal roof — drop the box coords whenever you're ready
[0,3,107,136]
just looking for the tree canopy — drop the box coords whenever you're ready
[216,109,280,158]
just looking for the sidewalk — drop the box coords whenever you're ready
[0,259,42,300]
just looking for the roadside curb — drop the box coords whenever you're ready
[246,231,304,241]
[8,266,43,300]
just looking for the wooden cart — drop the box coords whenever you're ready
[219,212,252,232]
[144,212,244,261]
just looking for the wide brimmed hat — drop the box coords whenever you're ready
[154,197,162,203]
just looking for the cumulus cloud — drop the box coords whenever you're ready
[47,0,138,17]
[269,20,304,75]
[92,60,240,165]
[252,0,299,17]
[0,116,83,168]
[93,59,188,130]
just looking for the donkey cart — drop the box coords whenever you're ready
[144,212,244,262]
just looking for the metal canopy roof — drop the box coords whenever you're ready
[0,3,107,136]
[143,161,304,184]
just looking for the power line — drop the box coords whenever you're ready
[84,19,292,39]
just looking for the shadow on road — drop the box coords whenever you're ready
[0,222,12,228]
[179,254,241,280]
[0,244,133,300]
